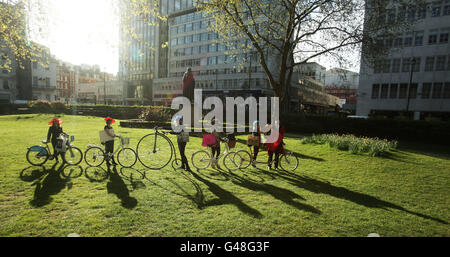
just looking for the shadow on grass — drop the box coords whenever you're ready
[235,138,325,163]
[20,166,46,182]
[188,170,264,219]
[398,142,450,161]
[275,171,448,225]
[29,163,67,207]
[106,166,137,209]
[226,171,321,215]
[378,151,420,165]
[143,168,206,210]
[85,166,109,183]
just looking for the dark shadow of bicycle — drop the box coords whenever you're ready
[29,163,67,208]
[120,167,146,192]
[85,166,109,183]
[20,166,47,183]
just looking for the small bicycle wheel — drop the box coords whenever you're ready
[26,148,49,166]
[64,147,83,166]
[234,150,252,170]
[117,148,137,168]
[84,147,105,167]
[279,152,299,172]
[191,150,212,170]
[223,152,240,171]
[172,158,183,170]
[137,133,174,170]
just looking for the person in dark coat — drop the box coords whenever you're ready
[47,118,64,163]
[182,67,195,103]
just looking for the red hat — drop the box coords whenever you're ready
[49,118,63,125]
[105,117,116,124]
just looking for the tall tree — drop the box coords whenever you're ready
[197,0,423,106]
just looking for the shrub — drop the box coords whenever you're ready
[139,107,175,122]
[28,100,52,113]
[302,134,398,157]
[50,101,69,114]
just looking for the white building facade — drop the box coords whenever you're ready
[357,0,450,120]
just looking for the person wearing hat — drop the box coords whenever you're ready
[47,118,64,163]
[104,117,118,166]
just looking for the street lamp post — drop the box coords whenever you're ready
[406,57,416,118]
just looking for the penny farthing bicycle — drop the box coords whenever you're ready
[136,127,182,170]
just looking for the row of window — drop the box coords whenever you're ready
[171,54,259,69]
[373,55,450,73]
[156,78,268,94]
[169,67,260,78]
[377,28,449,48]
[381,0,450,24]
[172,43,228,57]
[170,9,208,25]
[371,82,450,99]
[170,20,209,35]
[170,32,219,46]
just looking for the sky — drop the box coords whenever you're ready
[30,0,120,74]
[28,0,360,75]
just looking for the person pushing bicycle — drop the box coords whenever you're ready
[104,117,118,166]
[46,118,64,163]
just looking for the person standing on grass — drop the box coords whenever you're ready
[174,116,191,171]
[209,118,222,170]
[47,118,64,163]
[267,119,285,171]
[104,117,118,166]
[251,120,262,168]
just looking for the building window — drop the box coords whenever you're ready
[425,56,435,71]
[404,33,413,46]
[436,56,447,70]
[390,84,398,98]
[439,29,449,44]
[444,0,450,15]
[385,38,393,48]
[392,59,401,73]
[382,59,391,73]
[380,84,389,98]
[443,82,450,98]
[372,84,380,99]
[432,83,443,98]
[399,84,408,98]
[402,58,411,72]
[412,57,421,72]
[432,2,442,17]
[415,32,424,46]
[429,30,438,44]
[417,4,427,19]
[422,83,432,99]
[409,83,418,99]
[407,7,416,21]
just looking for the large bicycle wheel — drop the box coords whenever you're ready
[223,152,240,171]
[117,148,137,168]
[84,147,105,167]
[137,133,174,170]
[191,150,212,170]
[234,150,252,170]
[279,152,299,172]
[64,147,83,166]
[26,147,49,166]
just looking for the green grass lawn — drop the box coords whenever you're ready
[0,114,449,237]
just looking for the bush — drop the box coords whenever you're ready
[139,107,176,122]
[50,101,69,114]
[28,100,53,113]
[302,134,398,157]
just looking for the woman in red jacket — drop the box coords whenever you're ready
[266,120,285,171]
